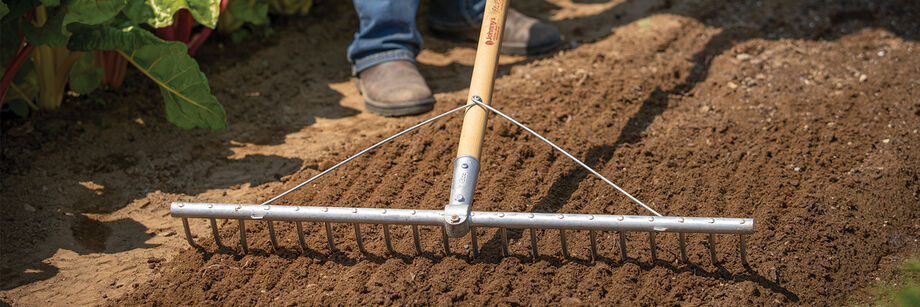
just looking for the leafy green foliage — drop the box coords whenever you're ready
[218,0,268,33]
[123,43,227,130]
[22,9,68,48]
[68,52,101,94]
[0,1,9,20]
[2,0,226,130]
[61,0,128,29]
[124,0,220,29]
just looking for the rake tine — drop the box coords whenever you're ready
[678,233,688,263]
[353,223,367,254]
[470,226,479,258]
[295,221,308,251]
[618,232,627,261]
[739,234,748,266]
[530,228,539,259]
[589,230,598,262]
[267,221,279,250]
[559,229,569,258]
[708,234,718,264]
[411,225,422,254]
[441,226,451,255]
[324,222,335,251]
[181,218,196,247]
[382,224,394,254]
[238,219,249,254]
[209,218,224,248]
[500,228,509,257]
[648,232,657,261]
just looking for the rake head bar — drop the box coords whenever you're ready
[174,202,752,263]
[173,203,752,233]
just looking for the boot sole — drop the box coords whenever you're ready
[356,79,436,117]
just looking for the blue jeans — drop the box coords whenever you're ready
[348,0,487,75]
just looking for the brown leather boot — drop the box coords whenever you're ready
[356,60,435,117]
[431,8,563,55]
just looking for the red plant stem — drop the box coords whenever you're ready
[156,27,175,41]
[112,52,128,88]
[176,10,193,43]
[0,38,35,108]
[188,0,229,56]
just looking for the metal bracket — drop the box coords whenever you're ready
[444,155,480,237]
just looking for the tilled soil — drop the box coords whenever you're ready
[3,0,920,305]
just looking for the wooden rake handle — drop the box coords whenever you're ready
[456,0,510,159]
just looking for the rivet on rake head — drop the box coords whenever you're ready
[461,163,469,169]
[740,219,745,224]
[648,217,655,222]
[617,216,624,221]
[498,213,504,217]
[558,214,564,219]
[678,217,685,223]
[454,194,464,202]
[178,203,184,207]
[322,207,328,212]
[264,205,270,210]
[352,208,358,213]
[208,204,213,208]
[382,209,387,214]
[589,215,595,220]
[294,206,300,211]
[709,218,716,223]
[450,215,461,223]
[411,210,417,215]
[235,205,242,210]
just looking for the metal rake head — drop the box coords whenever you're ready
[175,202,752,264]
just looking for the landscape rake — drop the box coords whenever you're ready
[171,0,754,264]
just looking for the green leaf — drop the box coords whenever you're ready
[3,66,39,118]
[0,1,9,20]
[68,52,102,94]
[226,0,268,25]
[23,10,68,47]
[118,40,226,130]
[41,0,60,7]
[61,0,127,29]
[5,67,39,104]
[68,24,162,51]
[123,0,220,29]
[1,0,39,23]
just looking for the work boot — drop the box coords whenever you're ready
[356,60,435,117]
[431,8,563,55]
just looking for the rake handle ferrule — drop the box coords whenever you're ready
[447,0,510,238]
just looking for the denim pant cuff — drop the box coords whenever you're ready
[352,49,417,75]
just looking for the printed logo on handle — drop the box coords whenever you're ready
[483,0,504,46]
[485,17,498,45]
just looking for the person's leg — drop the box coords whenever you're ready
[348,0,423,75]
[428,0,563,55]
[349,0,435,117]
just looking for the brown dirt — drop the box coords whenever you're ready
[2,0,920,305]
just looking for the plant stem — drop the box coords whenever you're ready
[0,39,35,108]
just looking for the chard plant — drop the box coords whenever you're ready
[0,0,227,130]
